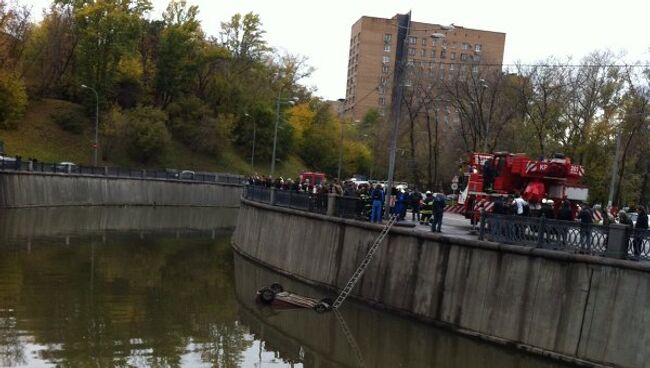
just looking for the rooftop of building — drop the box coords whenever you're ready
[353,13,506,36]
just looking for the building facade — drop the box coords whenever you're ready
[344,13,506,121]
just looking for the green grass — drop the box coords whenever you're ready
[0,98,308,177]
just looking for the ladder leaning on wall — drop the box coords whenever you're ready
[332,215,398,310]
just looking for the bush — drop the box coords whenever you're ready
[166,96,228,156]
[52,108,89,134]
[0,71,28,129]
[125,106,170,162]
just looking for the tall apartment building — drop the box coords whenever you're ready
[343,13,506,121]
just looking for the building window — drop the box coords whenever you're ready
[431,49,436,58]
[460,53,468,61]
[449,64,455,72]
[451,52,456,60]
[475,44,482,52]
[383,55,390,63]
[384,33,392,42]
[474,54,481,62]
[379,97,385,106]
[440,49,446,59]
[462,43,470,50]
[408,36,417,44]
[420,49,426,57]
[384,44,391,52]
[472,65,479,74]
[421,38,427,46]
[382,64,389,73]
[378,86,385,95]
[408,48,416,56]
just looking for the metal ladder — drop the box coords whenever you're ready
[332,215,398,309]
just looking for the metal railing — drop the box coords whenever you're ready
[0,158,244,185]
[481,214,609,256]
[243,186,363,219]
[480,213,649,261]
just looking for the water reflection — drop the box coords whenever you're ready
[0,206,238,241]
[0,207,573,367]
[233,254,573,368]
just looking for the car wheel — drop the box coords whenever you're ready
[259,288,275,304]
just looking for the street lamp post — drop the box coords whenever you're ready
[478,79,489,152]
[271,94,298,178]
[244,113,255,171]
[81,84,99,166]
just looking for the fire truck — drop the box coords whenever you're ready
[457,152,589,221]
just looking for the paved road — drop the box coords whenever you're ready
[395,212,479,240]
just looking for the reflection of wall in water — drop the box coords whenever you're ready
[233,254,570,368]
[0,206,238,241]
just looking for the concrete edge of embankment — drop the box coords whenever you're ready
[230,240,614,368]
[0,203,240,209]
[241,197,650,273]
[0,169,244,188]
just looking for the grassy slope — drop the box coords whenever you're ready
[0,98,306,177]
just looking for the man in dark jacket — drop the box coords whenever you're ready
[432,193,446,232]
[410,189,422,222]
[633,206,649,258]
[540,199,556,219]
[578,203,593,253]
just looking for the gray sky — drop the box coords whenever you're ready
[27,0,650,100]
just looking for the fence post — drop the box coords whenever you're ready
[479,214,487,240]
[327,193,337,217]
[270,188,276,205]
[605,224,630,259]
[536,216,546,248]
[28,160,33,171]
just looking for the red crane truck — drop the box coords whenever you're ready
[457,152,590,222]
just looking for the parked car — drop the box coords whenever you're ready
[57,162,78,172]
[179,170,195,180]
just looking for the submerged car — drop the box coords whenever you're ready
[256,283,333,313]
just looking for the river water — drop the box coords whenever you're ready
[0,207,572,367]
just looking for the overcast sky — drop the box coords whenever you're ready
[27,0,650,100]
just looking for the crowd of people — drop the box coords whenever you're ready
[246,175,449,232]
[247,175,649,250]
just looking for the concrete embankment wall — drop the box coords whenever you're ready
[0,172,242,208]
[234,253,570,368]
[233,199,650,368]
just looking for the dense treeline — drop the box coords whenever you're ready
[380,51,649,207]
[0,0,370,178]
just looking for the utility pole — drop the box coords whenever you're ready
[383,13,411,219]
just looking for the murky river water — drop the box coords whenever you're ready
[0,207,573,367]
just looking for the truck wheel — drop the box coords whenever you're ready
[259,288,275,304]
[270,283,284,293]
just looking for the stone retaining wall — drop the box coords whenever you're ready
[233,198,650,368]
[0,171,242,208]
